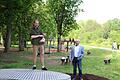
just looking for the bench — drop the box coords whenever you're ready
[87,50,91,55]
[61,56,70,65]
[104,59,111,64]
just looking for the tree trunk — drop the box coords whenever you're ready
[46,38,49,46]
[4,13,12,53]
[24,40,27,48]
[57,34,61,52]
[4,25,12,52]
[19,35,24,51]
[66,41,69,52]
[19,26,24,51]
[49,39,52,53]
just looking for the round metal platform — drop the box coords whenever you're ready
[0,69,71,80]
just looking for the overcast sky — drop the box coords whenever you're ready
[75,0,120,24]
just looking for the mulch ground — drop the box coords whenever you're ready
[67,73,110,80]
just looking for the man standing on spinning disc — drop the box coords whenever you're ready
[30,20,47,70]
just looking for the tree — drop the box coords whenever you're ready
[48,0,83,51]
[32,1,57,41]
[15,0,37,51]
[0,0,41,52]
[103,18,120,39]
[66,20,103,43]
[0,0,17,52]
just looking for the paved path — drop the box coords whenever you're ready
[0,69,71,80]
[84,45,120,52]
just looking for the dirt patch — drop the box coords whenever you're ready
[46,59,59,66]
[47,56,61,59]
[67,73,110,80]
[25,55,60,66]
[25,56,33,60]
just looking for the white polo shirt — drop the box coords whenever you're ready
[74,45,80,57]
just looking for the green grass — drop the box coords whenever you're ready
[82,49,120,80]
[0,48,120,80]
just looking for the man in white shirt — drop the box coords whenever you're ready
[112,41,117,50]
[69,39,84,80]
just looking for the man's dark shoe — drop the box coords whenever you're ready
[42,67,47,70]
[32,66,36,70]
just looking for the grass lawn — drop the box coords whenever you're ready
[0,48,120,80]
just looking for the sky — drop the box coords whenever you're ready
[75,0,120,24]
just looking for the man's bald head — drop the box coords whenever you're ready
[75,39,80,46]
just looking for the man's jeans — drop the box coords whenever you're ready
[72,57,82,80]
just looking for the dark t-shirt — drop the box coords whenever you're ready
[30,27,44,45]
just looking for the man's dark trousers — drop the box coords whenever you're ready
[72,57,82,80]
